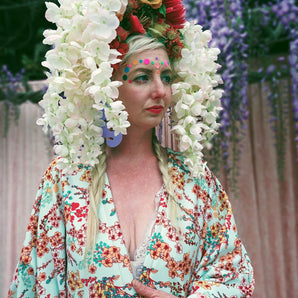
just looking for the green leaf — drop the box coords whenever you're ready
[272,24,284,40]
[159,4,166,17]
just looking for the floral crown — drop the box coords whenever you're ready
[38,0,223,178]
[110,0,185,69]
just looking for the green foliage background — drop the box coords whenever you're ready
[0,0,58,79]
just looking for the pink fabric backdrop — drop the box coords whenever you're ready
[0,82,53,296]
[1,80,297,297]
[226,81,298,298]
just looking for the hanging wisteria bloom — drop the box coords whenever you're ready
[271,0,298,149]
[183,0,248,180]
[183,0,297,185]
[37,0,130,173]
[253,0,298,175]
[171,22,223,176]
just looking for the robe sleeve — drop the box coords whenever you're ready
[8,159,67,297]
[187,173,255,298]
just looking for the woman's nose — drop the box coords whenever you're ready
[151,76,166,100]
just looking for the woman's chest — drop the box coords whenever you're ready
[64,180,205,262]
[61,181,206,296]
[105,170,165,257]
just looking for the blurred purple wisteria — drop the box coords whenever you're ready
[255,0,297,176]
[0,65,46,137]
[0,65,25,137]
[183,0,297,189]
[183,0,249,192]
[290,36,298,150]
[278,1,298,153]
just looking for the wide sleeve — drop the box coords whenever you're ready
[8,159,67,297]
[187,172,255,298]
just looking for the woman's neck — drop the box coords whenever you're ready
[108,128,155,161]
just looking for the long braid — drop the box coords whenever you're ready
[86,145,107,254]
[152,133,181,231]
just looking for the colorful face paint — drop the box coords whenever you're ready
[122,57,170,82]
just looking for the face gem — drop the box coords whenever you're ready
[122,59,170,83]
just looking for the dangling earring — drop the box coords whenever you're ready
[102,111,123,148]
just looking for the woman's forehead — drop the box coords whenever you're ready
[126,48,170,66]
[122,50,171,74]
[117,49,172,82]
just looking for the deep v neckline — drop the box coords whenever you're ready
[104,173,164,261]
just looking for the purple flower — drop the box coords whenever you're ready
[183,0,297,185]
[184,0,248,181]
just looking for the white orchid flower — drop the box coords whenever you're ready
[180,135,193,151]
[84,40,110,61]
[45,2,61,23]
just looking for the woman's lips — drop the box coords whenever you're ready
[146,105,164,114]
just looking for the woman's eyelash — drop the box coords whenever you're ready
[133,74,149,82]
[132,73,173,84]
[161,74,173,84]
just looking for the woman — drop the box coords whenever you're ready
[9,0,254,297]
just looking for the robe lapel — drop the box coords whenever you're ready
[96,174,134,285]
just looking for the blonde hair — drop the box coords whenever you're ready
[120,35,167,65]
[85,36,180,254]
[85,145,107,252]
[152,134,181,229]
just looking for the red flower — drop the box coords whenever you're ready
[163,0,186,29]
[109,37,129,72]
[163,26,184,59]
[129,13,146,34]
[119,43,129,55]
[110,39,129,56]
[116,26,130,42]
[71,202,80,210]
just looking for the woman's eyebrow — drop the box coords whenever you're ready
[129,66,173,75]
[129,67,153,75]
[161,68,173,74]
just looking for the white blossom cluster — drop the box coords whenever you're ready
[37,0,222,178]
[171,22,223,177]
[37,0,130,173]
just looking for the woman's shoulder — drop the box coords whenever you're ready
[41,156,93,185]
[165,147,223,194]
[165,147,201,177]
[165,147,188,169]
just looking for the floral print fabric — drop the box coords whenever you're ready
[8,148,254,297]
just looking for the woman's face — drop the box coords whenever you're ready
[114,48,173,132]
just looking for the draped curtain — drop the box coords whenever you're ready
[1,80,297,297]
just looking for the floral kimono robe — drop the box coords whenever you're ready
[8,149,254,297]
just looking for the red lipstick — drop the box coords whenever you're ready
[146,105,164,114]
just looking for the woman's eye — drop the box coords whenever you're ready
[161,74,173,84]
[133,74,149,83]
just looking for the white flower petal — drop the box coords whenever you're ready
[45,2,61,23]
[54,144,68,156]
[46,53,72,70]
[64,118,77,128]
